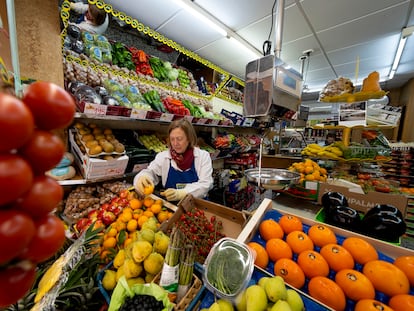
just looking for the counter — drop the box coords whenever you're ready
[261,154,301,169]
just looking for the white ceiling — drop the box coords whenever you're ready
[104,0,414,101]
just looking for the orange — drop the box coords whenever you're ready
[286,231,314,254]
[393,255,414,287]
[265,238,292,262]
[102,236,117,249]
[106,227,118,237]
[119,210,133,223]
[335,269,376,301]
[143,196,155,208]
[341,237,378,265]
[307,224,337,248]
[354,299,394,311]
[143,210,154,218]
[308,276,346,311]
[319,243,355,272]
[150,203,162,214]
[143,184,155,195]
[247,242,269,269]
[129,198,142,210]
[388,294,414,311]
[362,260,410,297]
[297,250,329,279]
[274,258,305,289]
[133,209,143,220]
[137,215,149,228]
[123,237,133,248]
[157,210,170,223]
[258,219,284,241]
[126,219,138,232]
[278,215,303,234]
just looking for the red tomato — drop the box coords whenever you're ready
[22,81,76,130]
[13,176,64,218]
[0,93,35,153]
[0,262,36,307]
[19,130,65,175]
[0,210,36,264]
[0,154,33,205]
[19,214,66,263]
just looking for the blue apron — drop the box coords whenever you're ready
[165,160,198,189]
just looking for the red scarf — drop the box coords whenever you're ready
[171,147,194,171]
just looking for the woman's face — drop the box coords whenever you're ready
[169,127,189,154]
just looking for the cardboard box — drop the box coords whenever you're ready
[159,195,249,239]
[317,182,408,216]
[69,130,129,179]
[238,198,414,257]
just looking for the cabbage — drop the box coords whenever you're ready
[167,68,179,81]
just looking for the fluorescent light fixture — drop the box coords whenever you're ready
[388,25,414,80]
[228,37,262,58]
[173,0,227,36]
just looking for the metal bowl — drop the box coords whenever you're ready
[244,168,301,191]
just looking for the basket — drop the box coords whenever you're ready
[98,263,204,311]
[154,273,204,311]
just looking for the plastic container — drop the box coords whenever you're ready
[202,238,254,300]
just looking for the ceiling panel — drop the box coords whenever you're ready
[104,0,414,100]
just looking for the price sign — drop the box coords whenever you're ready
[84,103,107,115]
[130,109,148,119]
[160,113,174,122]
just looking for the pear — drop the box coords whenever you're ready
[235,290,247,311]
[217,298,234,311]
[258,276,271,288]
[138,228,155,244]
[245,285,268,311]
[153,231,170,255]
[209,302,222,311]
[285,289,305,311]
[270,300,292,311]
[264,276,287,303]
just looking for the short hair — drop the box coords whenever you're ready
[167,118,198,148]
[88,4,107,26]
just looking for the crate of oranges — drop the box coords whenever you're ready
[240,199,414,311]
[285,159,328,200]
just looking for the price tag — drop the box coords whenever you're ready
[197,118,208,124]
[160,113,174,122]
[84,103,107,115]
[130,109,148,119]
[183,115,194,122]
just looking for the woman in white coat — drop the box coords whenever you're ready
[134,118,213,202]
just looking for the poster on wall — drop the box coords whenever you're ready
[338,101,367,127]
[0,0,13,89]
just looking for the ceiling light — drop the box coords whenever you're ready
[388,25,414,80]
[173,0,227,36]
[228,37,262,58]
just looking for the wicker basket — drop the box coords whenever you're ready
[154,273,203,311]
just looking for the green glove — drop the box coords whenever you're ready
[162,188,187,202]
[134,174,154,195]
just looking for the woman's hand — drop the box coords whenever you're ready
[161,189,187,202]
[134,174,154,196]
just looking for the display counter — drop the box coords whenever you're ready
[270,192,321,219]
[261,154,302,169]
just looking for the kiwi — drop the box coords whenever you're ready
[85,140,99,148]
[89,145,103,155]
[102,142,115,153]
[114,143,125,153]
[81,134,95,142]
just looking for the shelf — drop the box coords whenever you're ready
[58,171,136,187]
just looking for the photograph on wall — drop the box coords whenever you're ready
[338,101,367,127]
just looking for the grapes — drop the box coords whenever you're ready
[0,82,75,307]
[119,294,164,311]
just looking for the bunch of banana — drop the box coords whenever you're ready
[301,142,345,160]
